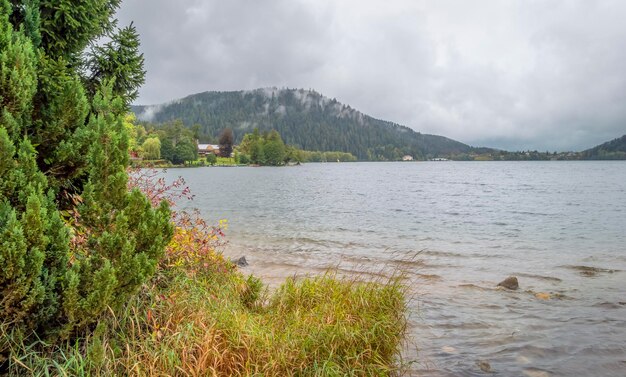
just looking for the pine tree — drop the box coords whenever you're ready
[85,23,146,107]
[218,127,234,158]
[0,0,172,344]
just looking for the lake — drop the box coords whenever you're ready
[165,161,626,376]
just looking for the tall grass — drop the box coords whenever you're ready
[3,253,407,376]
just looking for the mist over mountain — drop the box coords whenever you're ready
[132,88,475,160]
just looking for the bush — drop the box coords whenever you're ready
[238,153,250,165]
[205,153,217,165]
[0,0,172,343]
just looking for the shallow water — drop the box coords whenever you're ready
[166,161,626,376]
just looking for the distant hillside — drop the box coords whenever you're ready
[132,88,473,160]
[581,134,626,160]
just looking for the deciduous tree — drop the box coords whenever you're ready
[141,137,161,160]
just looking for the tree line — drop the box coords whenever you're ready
[127,120,356,166]
[236,128,356,166]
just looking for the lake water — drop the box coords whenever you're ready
[165,162,626,376]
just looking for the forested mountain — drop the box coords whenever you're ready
[132,88,473,160]
[581,134,626,159]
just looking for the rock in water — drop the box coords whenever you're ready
[497,276,519,290]
[441,346,457,354]
[535,292,551,300]
[476,360,492,373]
[234,256,248,267]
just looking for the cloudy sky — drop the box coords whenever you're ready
[117,0,626,151]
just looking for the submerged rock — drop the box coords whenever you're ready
[476,359,492,373]
[497,276,519,290]
[441,346,457,354]
[535,292,551,300]
[234,256,248,267]
[565,265,620,277]
[523,369,551,377]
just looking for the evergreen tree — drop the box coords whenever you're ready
[85,23,145,107]
[218,127,233,157]
[160,137,175,162]
[0,0,172,345]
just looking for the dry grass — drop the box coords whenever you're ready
[112,268,406,376]
[3,225,407,376]
[5,267,406,376]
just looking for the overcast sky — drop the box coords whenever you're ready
[117,0,626,151]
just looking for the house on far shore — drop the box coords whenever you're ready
[198,143,220,156]
[402,155,414,161]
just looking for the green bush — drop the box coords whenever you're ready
[238,153,250,164]
[205,153,217,165]
[0,0,172,344]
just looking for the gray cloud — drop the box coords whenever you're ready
[117,0,626,151]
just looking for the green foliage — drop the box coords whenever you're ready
[205,152,217,165]
[159,137,174,162]
[249,138,264,164]
[38,0,121,60]
[58,84,173,337]
[237,128,285,166]
[173,138,197,164]
[141,137,160,160]
[299,150,357,163]
[135,119,198,164]
[237,153,249,165]
[0,2,37,141]
[0,0,172,349]
[85,23,145,107]
[262,130,286,165]
[236,128,356,165]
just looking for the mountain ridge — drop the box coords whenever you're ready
[132,88,475,160]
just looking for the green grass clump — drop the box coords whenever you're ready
[264,275,407,374]
[3,256,407,376]
[216,156,237,166]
